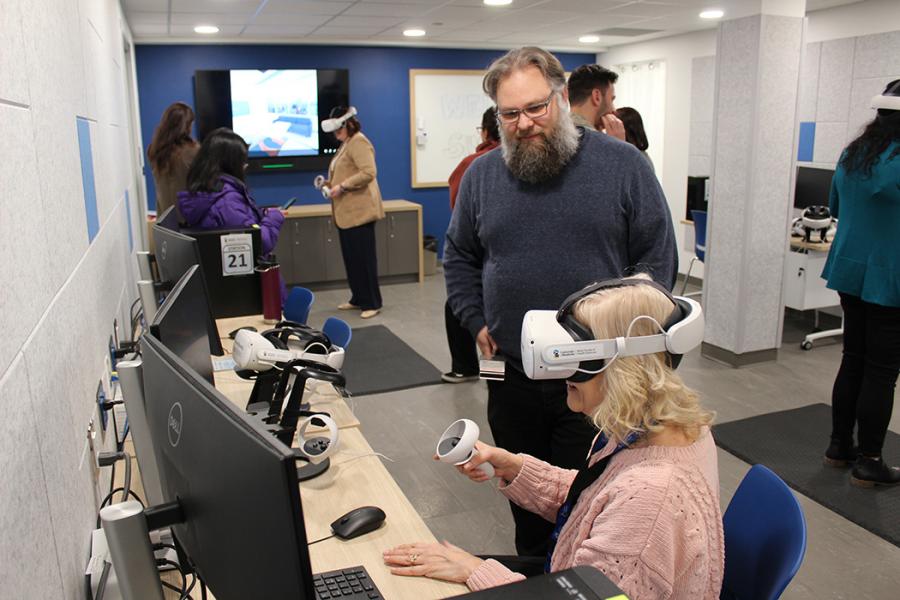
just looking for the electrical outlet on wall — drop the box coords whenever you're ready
[96,379,108,432]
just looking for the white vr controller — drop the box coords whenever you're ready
[313,175,331,200]
[436,419,495,478]
[232,329,345,372]
[296,414,339,465]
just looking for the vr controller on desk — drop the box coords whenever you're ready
[436,419,495,478]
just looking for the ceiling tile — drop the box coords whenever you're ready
[129,22,169,36]
[311,26,383,36]
[534,0,633,12]
[500,9,583,27]
[169,12,255,25]
[252,13,334,27]
[327,15,408,28]
[343,2,439,17]
[356,0,447,4]
[601,1,678,18]
[240,24,321,36]
[170,0,260,14]
[123,0,169,10]
[126,11,168,25]
[262,0,353,15]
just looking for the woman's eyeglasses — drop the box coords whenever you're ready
[496,92,555,124]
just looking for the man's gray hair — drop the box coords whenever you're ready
[483,47,567,102]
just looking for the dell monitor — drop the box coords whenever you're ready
[152,213,224,356]
[141,333,316,600]
[149,265,215,385]
[794,166,834,210]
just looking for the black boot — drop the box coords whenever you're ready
[823,438,857,467]
[850,456,900,488]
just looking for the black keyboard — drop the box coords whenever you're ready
[313,565,383,600]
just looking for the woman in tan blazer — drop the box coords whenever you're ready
[325,107,385,318]
[147,102,200,220]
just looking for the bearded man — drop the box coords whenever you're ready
[443,46,677,558]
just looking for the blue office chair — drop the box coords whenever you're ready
[680,210,707,296]
[322,317,352,349]
[283,286,315,324]
[720,465,807,600]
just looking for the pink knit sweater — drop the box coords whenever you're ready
[466,427,724,600]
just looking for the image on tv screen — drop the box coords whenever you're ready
[230,69,319,158]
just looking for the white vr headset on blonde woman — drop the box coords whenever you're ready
[321,107,358,133]
[521,278,704,382]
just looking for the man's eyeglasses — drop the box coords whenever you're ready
[496,92,556,124]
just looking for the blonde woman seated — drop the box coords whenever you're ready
[383,277,724,599]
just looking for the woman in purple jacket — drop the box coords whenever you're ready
[177,128,285,255]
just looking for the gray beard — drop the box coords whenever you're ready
[500,108,580,184]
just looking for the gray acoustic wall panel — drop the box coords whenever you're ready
[688,55,716,176]
[813,121,849,164]
[0,0,30,105]
[798,42,821,122]
[0,355,66,599]
[852,30,900,80]
[706,14,803,355]
[815,37,855,122]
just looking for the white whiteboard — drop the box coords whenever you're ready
[409,69,494,188]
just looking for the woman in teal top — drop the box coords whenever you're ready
[821,79,900,487]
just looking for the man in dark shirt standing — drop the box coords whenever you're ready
[444,46,677,557]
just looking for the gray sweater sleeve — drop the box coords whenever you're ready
[625,156,679,290]
[443,171,488,339]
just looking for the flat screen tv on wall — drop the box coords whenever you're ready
[194,69,349,173]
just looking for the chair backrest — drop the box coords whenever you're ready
[322,317,352,349]
[692,210,708,262]
[283,286,315,325]
[721,464,807,600]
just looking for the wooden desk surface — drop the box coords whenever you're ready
[214,315,360,429]
[301,428,466,599]
[283,199,422,219]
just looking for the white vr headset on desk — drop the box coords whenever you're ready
[232,329,345,372]
[521,279,705,381]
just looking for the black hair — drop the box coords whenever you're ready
[840,80,900,176]
[329,106,360,136]
[615,107,649,151]
[185,128,249,193]
[567,64,618,106]
[481,107,500,142]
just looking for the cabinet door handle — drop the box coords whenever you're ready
[390,215,395,238]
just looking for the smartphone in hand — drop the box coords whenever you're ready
[280,197,298,211]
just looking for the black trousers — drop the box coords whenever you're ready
[487,366,597,557]
[831,292,900,456]
[444,301,479,375]
[337,222,382,310]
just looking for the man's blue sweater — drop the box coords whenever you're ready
[444,127,678,369]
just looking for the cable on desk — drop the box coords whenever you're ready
[334,451,395,466]
[308,533,335,546]
[93,560,112,600]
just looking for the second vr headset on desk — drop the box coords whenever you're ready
[233,325,345,372]
[521,278,705,381]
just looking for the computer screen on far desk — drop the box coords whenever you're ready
[794,166,834,210]
[142,333,317,600]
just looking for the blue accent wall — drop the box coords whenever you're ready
[76,117,99,243]
[135,45,593,256]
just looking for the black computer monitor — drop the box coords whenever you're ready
[149,265,215,385]
[794,166,834,209]
[152,218,224,356]
[141,333,316,600]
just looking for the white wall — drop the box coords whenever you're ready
[807,0,900,42]
[0,1,143,597]
[598,29,718,279]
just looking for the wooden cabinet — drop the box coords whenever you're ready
[275,200,423,288]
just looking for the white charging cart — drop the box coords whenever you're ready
[783,238,842,350]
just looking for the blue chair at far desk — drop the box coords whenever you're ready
[681,210,707,297]
[284,286,315,324]
[720,465,807,600]
[322,317,352,349]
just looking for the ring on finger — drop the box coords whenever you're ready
[409,553,419,564]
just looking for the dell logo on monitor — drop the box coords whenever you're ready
[160,240,167,261]
[168,402,183,447]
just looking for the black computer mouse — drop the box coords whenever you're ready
[330,506,386,540]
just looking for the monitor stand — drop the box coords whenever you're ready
[295,454,330,481]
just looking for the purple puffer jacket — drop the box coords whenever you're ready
[177,175,285,254]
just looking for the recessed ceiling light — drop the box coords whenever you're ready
[403,28,426,37]
[579,35,600,44]
[484,0,514,6]
[194,25,219,34]
[699,9,724,19]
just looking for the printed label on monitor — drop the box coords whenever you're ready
[221,233,254,277]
